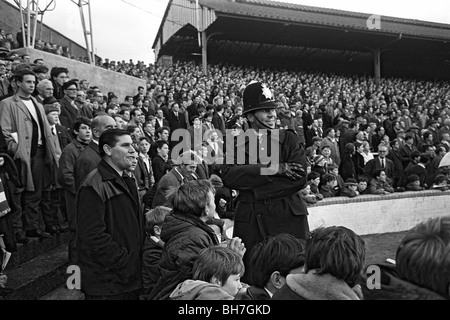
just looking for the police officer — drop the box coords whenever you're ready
[222,81,309,283]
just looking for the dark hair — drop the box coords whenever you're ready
[14,69,35,82]
[99,129,130,157]
[434,174,448,185]
[127,125,139,134]
[156,126,170,137]
[372,169,385,179]
[50,67,69,79]
[322,173,336,184]
[248,234,305,288]
[192,246,245,286]
[307,171,321,181]
[324,127,334,137]
[130,109,142,118]
[305,226,366,287]
[396,217,450,298]
[73,117,92,133]
[407,174,420,183]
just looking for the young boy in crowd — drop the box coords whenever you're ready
[405,174,424,191]
[307,171,324,201]
[357,176,369,195]
[141,206,171,296]
[169,246,245,300]
[299,183,319,206]
[272,226,366,300]
[340,178,359,198]
[328,163,345,195]
[320,173,337,198]
[239,233,305,300]
[431,174,449,191]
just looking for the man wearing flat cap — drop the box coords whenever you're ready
[40,103,71,235]
[59,80,80,140]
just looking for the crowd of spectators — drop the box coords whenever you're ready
[1,42,450,300]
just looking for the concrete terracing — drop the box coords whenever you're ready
[13,48,146,101]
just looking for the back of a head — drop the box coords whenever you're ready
[396,217,450,299]
[305,226,366,288]
[171,179,214,217]
[192,246,245,286]
[144,206,172,235]
[248,234,305,288]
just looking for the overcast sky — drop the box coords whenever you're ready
[7,0,450,65]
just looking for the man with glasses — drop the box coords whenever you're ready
[75,90,93,120]
[59,80,80,139]
[363,144,395,183]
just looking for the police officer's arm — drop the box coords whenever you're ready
[253,131,307,200]
[77,186,132,270]
[222,131,307,199]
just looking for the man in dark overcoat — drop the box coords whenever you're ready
[222,81,309,283]
[77,129,145,300]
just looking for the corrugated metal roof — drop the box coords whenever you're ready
[197,0,450,41]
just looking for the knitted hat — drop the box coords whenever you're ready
[44,104,60,115]
[345,178,358,186]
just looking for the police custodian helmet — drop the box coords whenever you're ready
[242,81,279,114]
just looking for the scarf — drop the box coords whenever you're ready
[0,176,11,218]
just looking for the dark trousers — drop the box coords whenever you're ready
[65,190,78,264]
[41,189,61,228]
[11,148,45,233]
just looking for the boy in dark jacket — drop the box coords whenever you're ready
[320,174,337,198]
[239,234,305,300]
[141,206,171,296]
[340,178,359,198]
[272,226,365,300]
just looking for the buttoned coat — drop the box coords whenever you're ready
[0,94,58,191]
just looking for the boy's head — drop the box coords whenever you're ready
[307,171,321,186]
[345,178,358,191]
[144,206,171,237]
[72,117,92,142]
[322,173,336,187]
[45,104,60,126]
[357,177,368,192]
[138,137,151,154]
[434,174,448,186]
[305,226,366,288]
[396,217,450,299]
[321,145,331,158]
[407,174,420,187]
[327,163,339,176]
[247,234,305,294]
[301,183,312,195]
[192,246,245,297]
